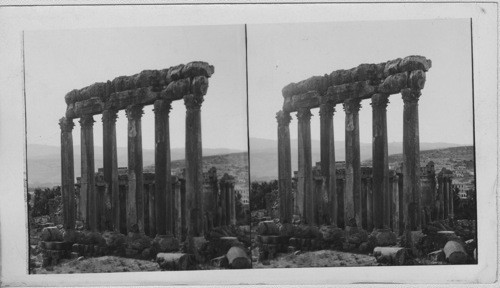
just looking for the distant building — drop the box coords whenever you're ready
[452,179,475,199]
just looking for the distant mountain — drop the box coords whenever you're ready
[249,137,467,181]
[27,144,242,188]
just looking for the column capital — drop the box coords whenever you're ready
[153,99,172,114]
[401,88,421,104]
[296,107,312,122]
[59,117,74,132]
[102,109,118,123]
[343,98,361,114]
[319,102,336,118]
[184,94,204,111]
[371,93,390,109]
[79,114,95,128]
[126,105,144,120]
[276,110,292,126]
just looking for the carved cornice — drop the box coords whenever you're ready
[153,100,172,115]
[79,115,95,128]
[319,102,335,118]
[343,98,361,114]
[102,109,118,123]
[371,93,390,109]
[276,110,292,126]
[184,93,204,111]
[401,88,421,104]
[59,117,74,132]
[296,107,312,122]
[125,105,144,120]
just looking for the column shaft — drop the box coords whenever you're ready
[402,88,422,231]
[391,174,400,235]
[126,105,144,233]
[80,115,96,231]
[449,178,454,219]
[103,110,118,231]
[277,111,292,223]
[184,94,204,237]
[343,99,362,227]
[320,103,336,225]
[60,117,76,230]
[154,100,173,235]
[297,108,314,224]
[372,93,390,230]
[437,175,444,220]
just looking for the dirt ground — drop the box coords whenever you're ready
[252,250,379,268]
[33,256,160,274]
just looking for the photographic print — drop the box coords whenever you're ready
[25,25,251,273]
[248,19,477,268]
[0,2,497,286]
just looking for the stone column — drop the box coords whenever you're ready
[148,183,156,237]
[60,117,76,230]
[366,178,373,231]
[371,93,390,230]
[437,174,444,220]
[154,100,173,236]
[401,88,422,232]
[343,99,362,228]
[297,108,314,224]
[79,115,96,231]
[219,179,227,226]
[276,111,293,224]
[391,173,400,235]
[449,178,454,219]
[319,102,337,226]
[230,181,236,225]
[102,110,119,231]
[443,175,449,219]
[173,177,182,238]
[126,105,144,233]
[184,93,204,237]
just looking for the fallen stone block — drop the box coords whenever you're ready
[443,240,468,264]
[368,228,397,248]
[226,246,251,269]
[373,247,409,265]
[41,226,63,242]
[102,231,127,250]
[256,221,279,236]
[427,250,445,262]
[210,255,228,268]
[152,234,180,253]
[157,253,191,271]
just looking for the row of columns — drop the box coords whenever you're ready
[277,88,423,233]
[60,97,205,237]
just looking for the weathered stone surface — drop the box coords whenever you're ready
[377,72,407,94]
[373,247,409,265]
[383,58,402,77]
[256,221,280,235]
[282,75,329,98]
[41,227,64,242]
[126,232,152,252]
[210,255,229,268]
[319,225,344,243]
[443,240,467,264]
[226,246,251,269]
[398,55,432,73]
[427,249,445,262]
[326,80,375,103]
[408,70,426,90]
[181,61,215,78]
[102,231,127,250]
[151,235,180,253]
[64,62,213,105]
[156,253,191,270]
[402,230,425,257]
[293,225,322,239]
[368,229,397,248]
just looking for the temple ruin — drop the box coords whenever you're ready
[59,62,234,240]
[275,56,449,239]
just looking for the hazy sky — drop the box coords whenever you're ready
[25,25,247,151]
[248,19,474,146]
[25,19,474,155]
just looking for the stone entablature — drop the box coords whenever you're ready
[281,56,431,112]
[64,62,214,118]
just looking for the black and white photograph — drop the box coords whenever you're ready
[24,25,251,273]
[247,19,477,268]
[0,2,497,286]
